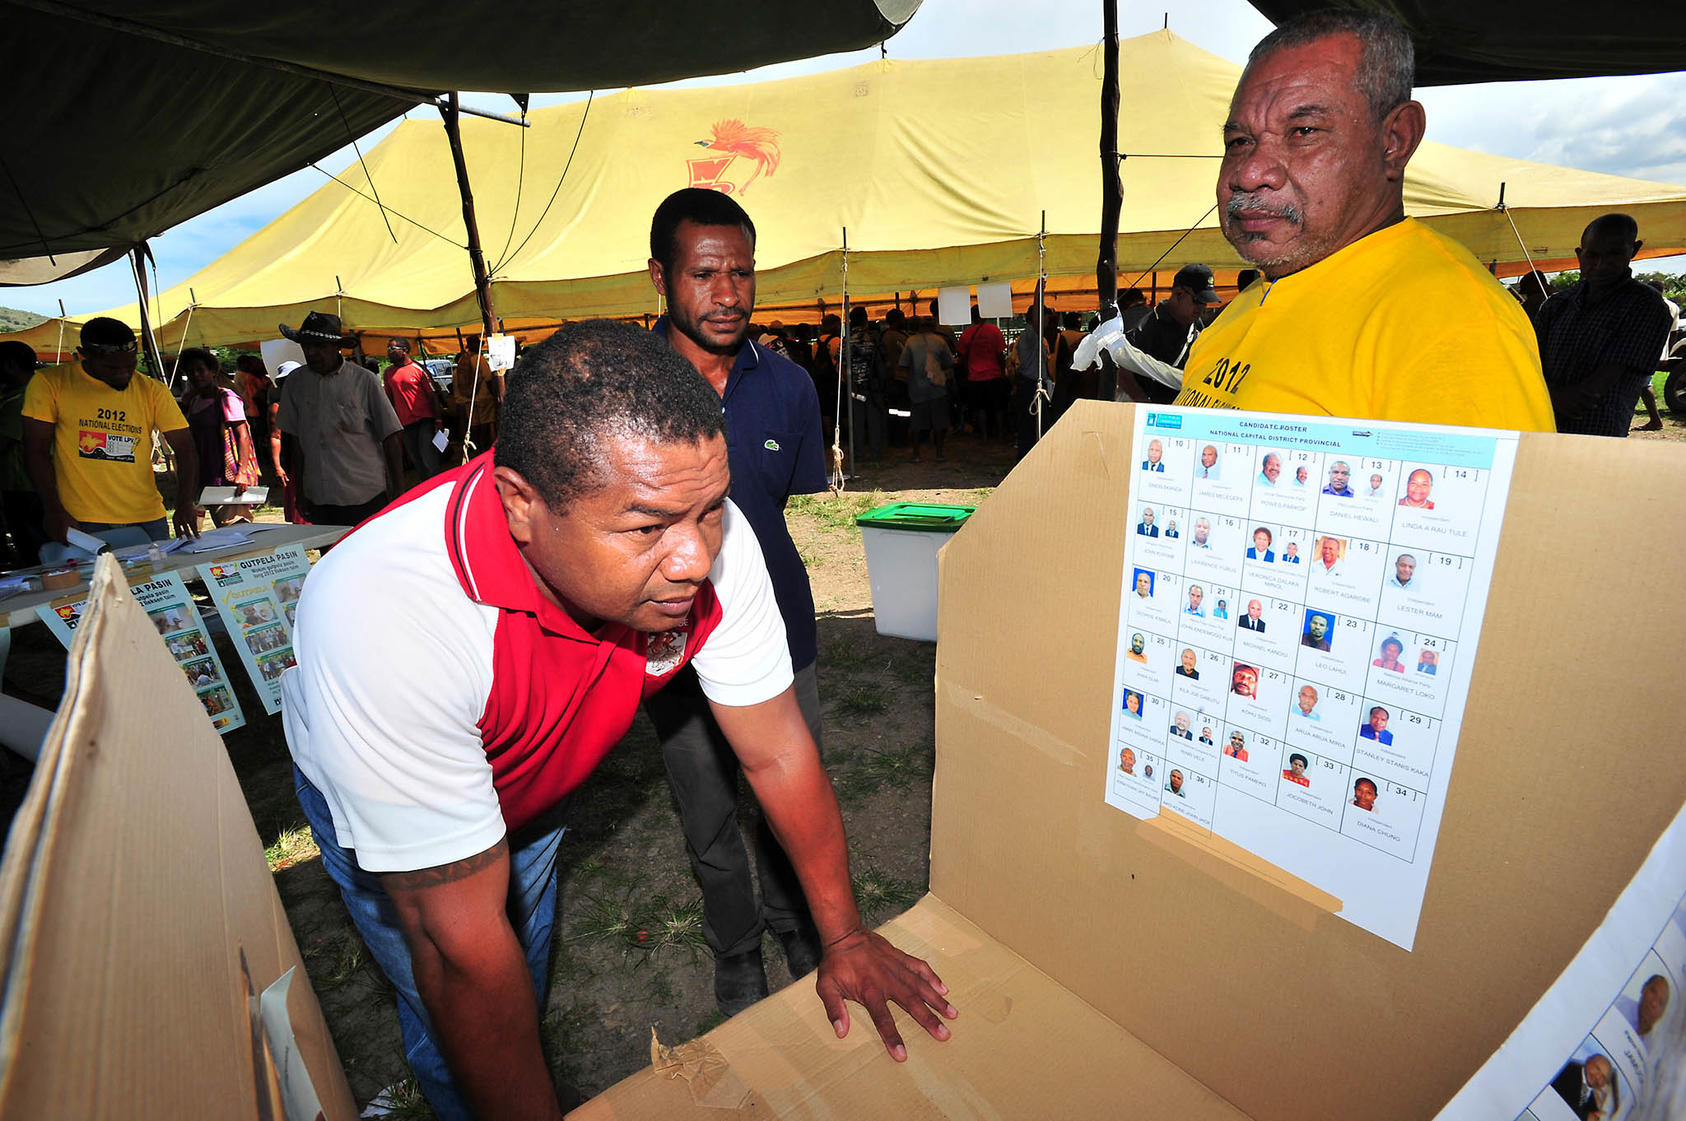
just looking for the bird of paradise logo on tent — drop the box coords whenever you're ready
[687,120,781,196]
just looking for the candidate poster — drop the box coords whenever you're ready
[1105,406,1519,950]
[196,544,312,716]
[37,570,246,734]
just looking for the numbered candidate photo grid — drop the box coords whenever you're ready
[1112,427,1498,863]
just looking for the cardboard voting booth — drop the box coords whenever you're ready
[1,404,1681,1120]
[0,558,355,1120]
[572,401,1686,1120]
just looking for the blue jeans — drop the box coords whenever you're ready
[293,766,565,1120]
[78,517,170,541]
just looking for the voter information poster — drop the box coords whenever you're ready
[196,545,311,716]
[37,570,246,734]
[1436,804,1686,1121]
[1104,406,1519,950]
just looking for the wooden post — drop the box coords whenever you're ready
[1096,0,1123,320]
[1094,0,1124,401]
[439,92,498,343]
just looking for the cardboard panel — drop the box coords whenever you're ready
[0,558,355,1120]
[570,896,1249,1120]
[931,401,1686,1121]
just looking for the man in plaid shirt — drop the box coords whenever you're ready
[1536,213,1673,437]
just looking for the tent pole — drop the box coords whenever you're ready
[841,228,855,477]
[1097,0,1122,319]
[440,92,499,346]
[1096,0,1124,401]
[128,245,165,383]
[1035,211,1048,439]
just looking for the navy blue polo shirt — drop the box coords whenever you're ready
[655,318,827,670]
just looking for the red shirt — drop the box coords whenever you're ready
[384,359,443,427]
[282,451,789,870]
[958,322,1007,381]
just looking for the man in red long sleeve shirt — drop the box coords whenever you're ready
[384,337,445,481]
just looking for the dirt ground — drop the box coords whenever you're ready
[2,395,1678,1117]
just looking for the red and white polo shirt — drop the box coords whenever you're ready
[281,454,792,872]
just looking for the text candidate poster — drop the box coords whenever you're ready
[196,545,311,715]
[37,570,246,734]
[1103,405,1519,950]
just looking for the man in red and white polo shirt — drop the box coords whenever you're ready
[283,320,955,1121]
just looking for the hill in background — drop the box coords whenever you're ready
[0,307,46,333]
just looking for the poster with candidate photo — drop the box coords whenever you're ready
[197,544,313,716]
[1105,407,1519,951]
[37,569,246,734]
[1433,806,1686,1121]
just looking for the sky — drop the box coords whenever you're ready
[13,0,1686,318]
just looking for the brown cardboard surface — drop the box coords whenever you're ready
[0,556,355,1120]
[569,895,1249,1120]
[931,402,1686,1121]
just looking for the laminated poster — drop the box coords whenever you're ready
[196,544,312,716]
[1438,802,1686,1121]
[1104,406,1519,950]
[37,569,246,734]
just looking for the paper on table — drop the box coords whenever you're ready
[199,485,269,505]
[977,282,1015,319]
[64,528,108,554]
[163,526,254,554]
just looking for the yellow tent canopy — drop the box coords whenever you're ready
[25,30,1686,353]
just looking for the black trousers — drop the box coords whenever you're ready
[644,661,823,957]
[1,490,47,568]
[307,493,389,530]
[1016,376,1044,460]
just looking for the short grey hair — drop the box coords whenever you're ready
[1249,9,1415,122]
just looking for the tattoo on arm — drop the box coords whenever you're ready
[382,838,508,891]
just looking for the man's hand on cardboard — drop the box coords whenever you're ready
[815,928,956,1061]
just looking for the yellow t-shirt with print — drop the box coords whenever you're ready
[1175,219,1553,432]
[22,362,187,524]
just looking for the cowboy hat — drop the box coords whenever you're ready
[278,311,354,346]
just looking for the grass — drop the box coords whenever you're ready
[542,1000,602,1087]
[786,491,889,537]
[565,890,709,958]
[835,739,933,801]
[831,681,890,718]
[264,823,319,872]
[822,638,882,675]
[304,928,376,991]
[363,1079,434,1120]
[851,865,924,926]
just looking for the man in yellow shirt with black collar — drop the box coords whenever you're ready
[1174,10,1552,431]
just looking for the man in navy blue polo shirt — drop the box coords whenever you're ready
[645,188,831,1014]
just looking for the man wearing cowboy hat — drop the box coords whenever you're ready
[274,311,405,525]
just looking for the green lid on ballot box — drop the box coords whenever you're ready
[854,502,976,532]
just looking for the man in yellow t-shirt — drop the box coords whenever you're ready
[23,317,200,544]
[1173,11,1552,432]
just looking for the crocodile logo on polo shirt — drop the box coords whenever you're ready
[763,438,780,452]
